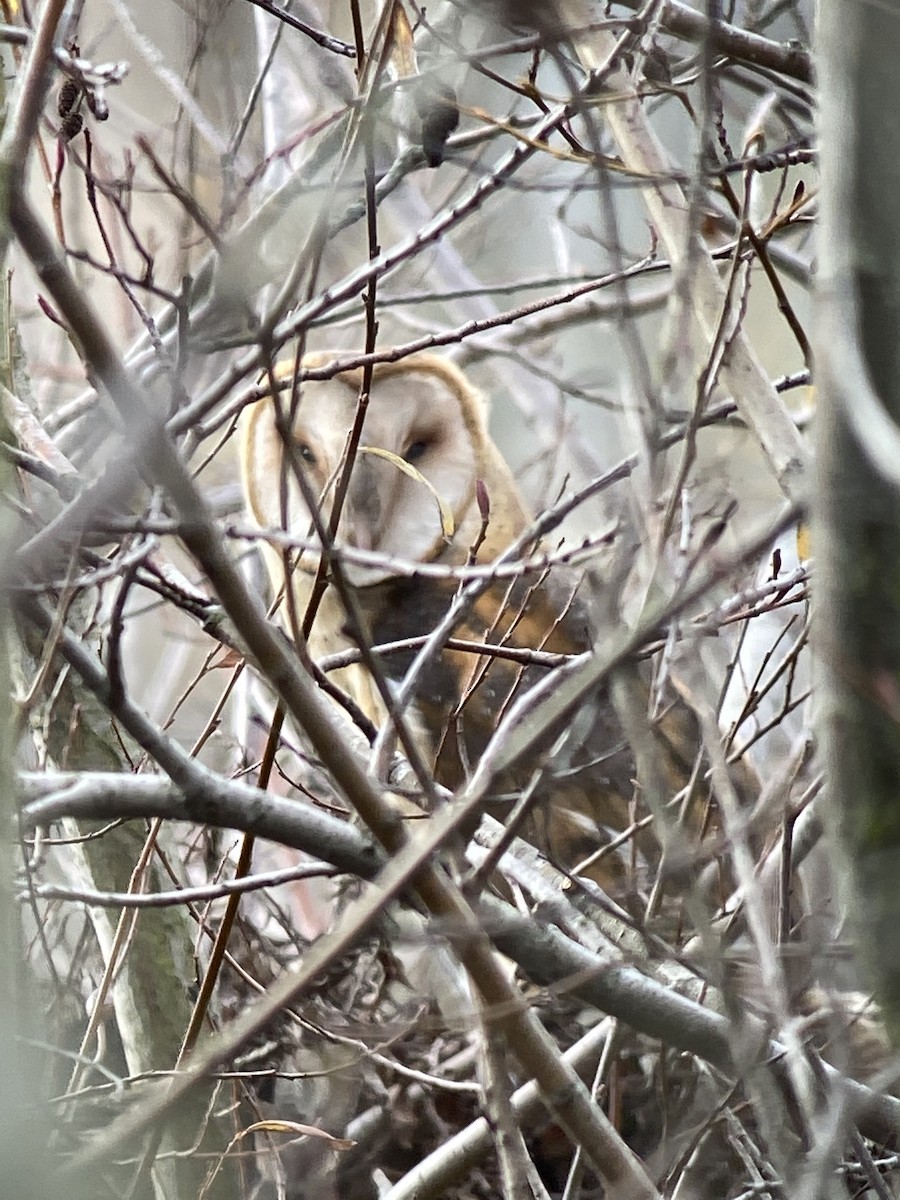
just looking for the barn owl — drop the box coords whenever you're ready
[240,352,715,895]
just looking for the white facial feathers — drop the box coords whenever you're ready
[240,355,494,584]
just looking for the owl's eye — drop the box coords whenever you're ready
[403,439,430,464]
[297,442,317,466]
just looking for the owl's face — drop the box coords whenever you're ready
[241,357,487,585]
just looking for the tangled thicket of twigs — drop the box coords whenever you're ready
[6,2,898,1199]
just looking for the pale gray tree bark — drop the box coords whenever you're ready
[818,0,900,1040]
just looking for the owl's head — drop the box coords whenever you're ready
[240,353,497,585]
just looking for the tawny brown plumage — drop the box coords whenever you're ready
[240,352,720,895]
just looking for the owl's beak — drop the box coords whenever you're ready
[330,446,450,586]
[343,520,376,553]
[339,454,384,555]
